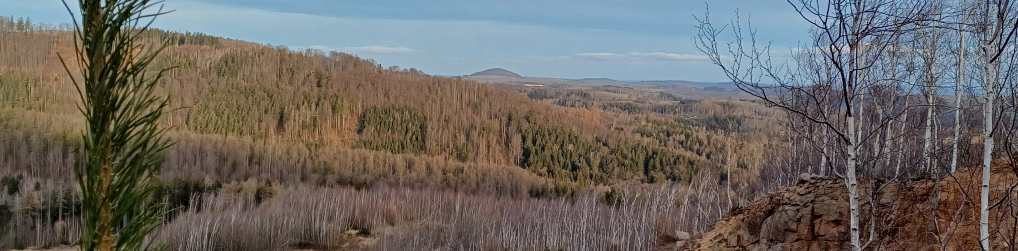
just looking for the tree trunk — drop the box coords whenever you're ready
[726,138,733,209]
[821,132,829,176]
[847,115,861,250]
[896,92,912,176]
[923,27,940,174]
[86,2,115,250]
[925,85,937,173]
[980,54,995,251]
[951,7,967,173]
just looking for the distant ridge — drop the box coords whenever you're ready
[579,78,619,83]
[469,68,523,78]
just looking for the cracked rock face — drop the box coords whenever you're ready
[689,177,851,251]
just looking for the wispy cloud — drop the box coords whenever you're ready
[575,52,627,61]
[343,45,414,54]
[628,52,709,61]
[573,52,709,62]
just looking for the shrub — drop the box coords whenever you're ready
[254,180,276,204]
[602,187,624,206]
[0,203,12,227]
[156,178,222,213]
[1,175,20,195]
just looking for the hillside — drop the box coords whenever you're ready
[4,0,1016,249]
[0,17,792,250]
[467,68,523,78]
[0,20,788,196]
[0,12,902,251]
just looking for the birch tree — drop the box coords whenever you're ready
[919,11,944,174]
[696,1,929,249]
[972,0,1018,248]
[952,0,970,174]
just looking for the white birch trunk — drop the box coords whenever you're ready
[883,54,901,172]
[923,27,939,174]
[951,3,967,174]
[848,20,864,248]
[925,86,937,173]
[821,92,831,176]
[895,92,912,176]
[847,115,861,250]
[726,138,733,209]
[821,129,829,176]
[979,53,995,250]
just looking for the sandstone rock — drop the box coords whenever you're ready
[795,206,815,240]
[787,241,810,251]
[798,173,820,184]
[760,207,795,241]
[657,233,679,246]
[766,243,786,251]
[746,243,767,251]
[689,178,856,251]
[733,225,756,246]
[814,199,844,221]
[675,231,691,240]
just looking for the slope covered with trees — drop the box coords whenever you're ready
[0,15,779,190]
[0,15,788,249]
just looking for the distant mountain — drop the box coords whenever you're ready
[578,78,619,83]
[469,68,523,78]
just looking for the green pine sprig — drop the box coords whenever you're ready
[58,0,175,250]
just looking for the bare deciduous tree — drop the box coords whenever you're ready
[696,1,931,249]
[971,0,1018,248]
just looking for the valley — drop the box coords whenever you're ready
[5,0,1018,249]
[0,19,788,250]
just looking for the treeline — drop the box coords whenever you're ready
[147,30,221,47]
[0,16,73,33]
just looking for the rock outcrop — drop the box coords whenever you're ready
[687,160,1018,251]
[691,177,852,251]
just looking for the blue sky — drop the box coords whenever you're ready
[1,0,809,82]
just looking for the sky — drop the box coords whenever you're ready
[1,0,811,82]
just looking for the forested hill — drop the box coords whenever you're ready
[468,68,524,78]
[0,18,780,198]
